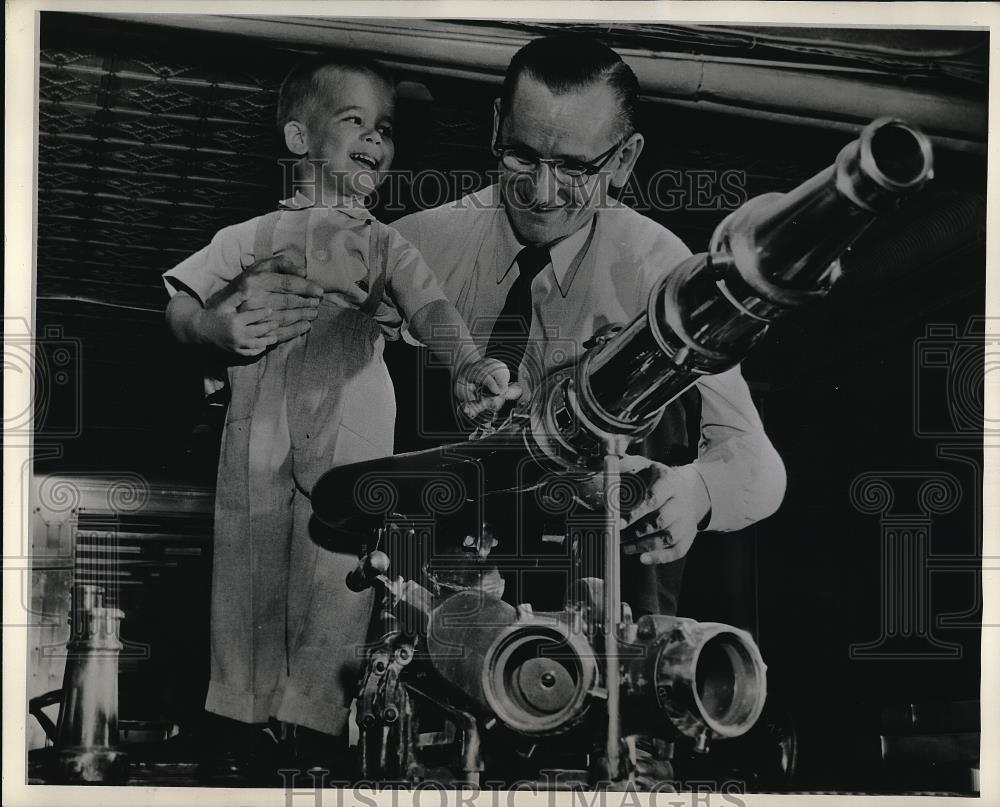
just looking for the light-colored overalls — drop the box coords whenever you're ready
[206,208,394,736]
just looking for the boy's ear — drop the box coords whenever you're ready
[284,120,309,156]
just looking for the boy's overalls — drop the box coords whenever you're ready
[206,208,394,737]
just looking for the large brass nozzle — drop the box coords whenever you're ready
[565,118,934,444]
[710,117,935,308]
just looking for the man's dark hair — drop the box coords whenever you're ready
[276,52,395,130]
[499,35,639,135]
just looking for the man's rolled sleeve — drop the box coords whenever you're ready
[691,366,786,532]
[162,219,257,304]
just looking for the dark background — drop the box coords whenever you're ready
[31,13,986,791]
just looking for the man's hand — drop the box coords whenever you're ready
[455,358,523,419]
[217,253,325,351]
[228,252,322,313]
[169,253,325,357]
[196,301,285,357]
[617,455,712,565]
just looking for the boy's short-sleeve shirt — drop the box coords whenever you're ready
[163,194,446,338]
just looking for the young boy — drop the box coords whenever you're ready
[163,54,507,779]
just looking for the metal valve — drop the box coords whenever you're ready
[346,549,391,592]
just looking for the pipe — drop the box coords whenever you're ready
[88,15,985,152]
[601,435,629,782]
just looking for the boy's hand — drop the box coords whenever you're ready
[455,358,523,419]
[203,254,325,355]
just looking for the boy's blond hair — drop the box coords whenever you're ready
[276,52,395,130]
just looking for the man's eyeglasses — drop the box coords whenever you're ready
[493,136,629,187]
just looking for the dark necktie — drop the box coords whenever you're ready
[486,245,550,381]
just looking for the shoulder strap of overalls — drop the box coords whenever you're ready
[245,208,310,383]
[253,210,284,264]
[253,207,312,270]
[361,218,390,317]
[223,210,289,388]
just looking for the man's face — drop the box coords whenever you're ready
[496,75,629,246]
[302,68,396,201]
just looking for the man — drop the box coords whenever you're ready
[390,35,786,614]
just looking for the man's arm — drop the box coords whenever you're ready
[611,222,785,564]
[693,366,787,531]
[620,366,785,565]
[165,255,324,357]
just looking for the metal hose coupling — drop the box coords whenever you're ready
[630,615,767,750]
[481,613,598,736]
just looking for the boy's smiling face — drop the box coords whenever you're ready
[285,67,396,203]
